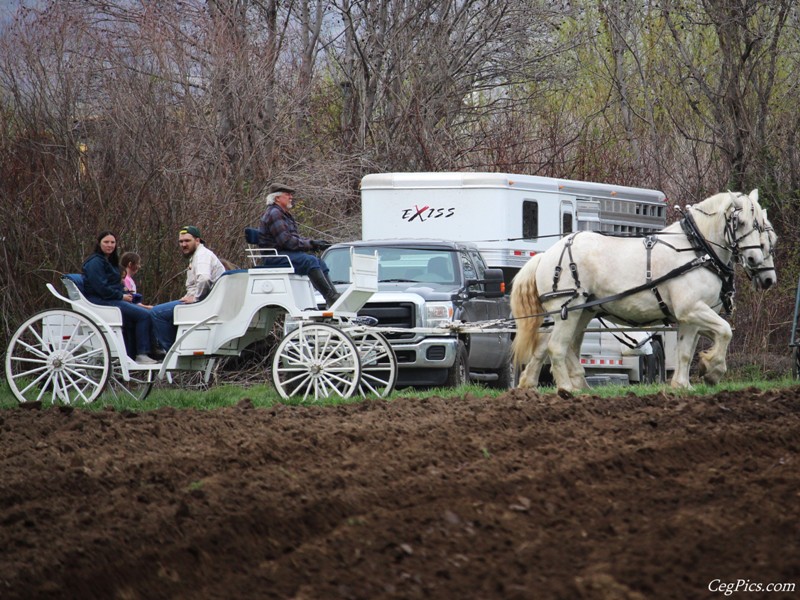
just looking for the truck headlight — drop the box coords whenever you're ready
[425,302,454,328]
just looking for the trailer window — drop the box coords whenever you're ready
[562,212,573,234]
[522,201,538,239]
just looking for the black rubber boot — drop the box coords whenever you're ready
[308,268,341,308]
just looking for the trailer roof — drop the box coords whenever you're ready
[361,172,666,203]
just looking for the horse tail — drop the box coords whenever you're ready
[511,254,544,367]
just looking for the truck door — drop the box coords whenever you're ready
[461,250,510,371]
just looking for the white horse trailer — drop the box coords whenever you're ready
[360,172,677,384]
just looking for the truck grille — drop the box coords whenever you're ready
[358,302,416,340]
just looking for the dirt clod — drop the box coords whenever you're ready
[1,387,799,599]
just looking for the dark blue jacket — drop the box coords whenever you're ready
[82,252,124,301]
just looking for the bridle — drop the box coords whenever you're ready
[690,193,766,276]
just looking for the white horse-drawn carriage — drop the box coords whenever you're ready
[4,239,399,405]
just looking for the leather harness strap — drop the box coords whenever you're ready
[643,235,674,322]
[537,205,742,322]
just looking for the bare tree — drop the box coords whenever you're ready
[660,0,792,191]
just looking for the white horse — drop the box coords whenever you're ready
[511,190,776,391]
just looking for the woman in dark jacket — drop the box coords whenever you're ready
[82,231,156,364]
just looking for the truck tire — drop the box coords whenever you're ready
[491,350,517,389]
[643,339,666,384]
[445,341,469,387]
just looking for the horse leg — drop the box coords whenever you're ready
[565,314,592,389]
[547,315,585,391]
[671,324,700,388]
[674,305,733,386]
[697,323,733,384]
[518,329,550,388]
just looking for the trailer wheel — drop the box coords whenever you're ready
[350,330,397,398]
[272,323,361,401]
[445,341,470,387]
[5,310,110,405]
[642,339,666,384]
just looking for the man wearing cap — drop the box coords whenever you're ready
[258,183,340,307]
[150,225,226,352]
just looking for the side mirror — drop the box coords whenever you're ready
[465,268,506,298]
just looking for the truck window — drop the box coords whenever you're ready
[522,200,538,239]
[469,251,487,280]
[461,252,479,290]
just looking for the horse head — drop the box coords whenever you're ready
[726,190,768,272]
[687,190,765,269]
[743,191,778,290]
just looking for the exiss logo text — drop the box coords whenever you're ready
[401,205,455,222]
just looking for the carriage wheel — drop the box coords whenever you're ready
[103,360,154,402]
[272,323,361,401]
[5,310,110,405]
[349,330,397,398]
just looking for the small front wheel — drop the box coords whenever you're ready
[349,329,397,398]
[5,310,111,405]
[272,323,361,401]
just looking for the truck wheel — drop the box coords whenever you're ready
[445,341,469,387]
[643,339,666,384]
[491,350,517,389]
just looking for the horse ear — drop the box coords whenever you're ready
[749,189,759,202]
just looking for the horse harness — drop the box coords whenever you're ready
[539,202,756,323]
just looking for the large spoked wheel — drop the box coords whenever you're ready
[103,360,154,402]
[272,323,361,401]
[5,310,111,405]
[349,329,397,398]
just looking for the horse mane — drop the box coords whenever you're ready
[687,192,738,239]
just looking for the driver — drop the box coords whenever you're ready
[258,183,340,308]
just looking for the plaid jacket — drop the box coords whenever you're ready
[258,204,312,251]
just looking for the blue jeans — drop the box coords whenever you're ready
[280,251,329,276]
[150,300,183,352]
[87,297,152,356]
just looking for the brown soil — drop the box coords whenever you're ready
[1,387,799,600]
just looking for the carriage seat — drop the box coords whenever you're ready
[244,227,294,270]
[61,274,124,327]
[173,269,250,327]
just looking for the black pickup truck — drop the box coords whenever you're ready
[322,239,515,388]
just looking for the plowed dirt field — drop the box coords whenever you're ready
[1,387,799,600]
